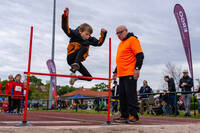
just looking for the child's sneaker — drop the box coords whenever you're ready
[71,63,80,72]
[69,73,77,85]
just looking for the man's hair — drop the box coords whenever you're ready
[164,75,169,79]
[78,23,93,34]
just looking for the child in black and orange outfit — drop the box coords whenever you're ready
[62,8,107,85]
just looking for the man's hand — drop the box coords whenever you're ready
[133,70,140,80]
[112,73,117,81]
[64,8,69,16]
[101,28,107,33]
[181,83,187,87]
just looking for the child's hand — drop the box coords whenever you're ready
[64,8,69,16]
[101,28,107,33]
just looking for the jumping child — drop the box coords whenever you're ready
[61,8,107,85]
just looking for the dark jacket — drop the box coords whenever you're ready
[112,85,119,97]
[167,78,176,92]
[179,76,193,93]
[139,85,152,99]
[62,14,107,61]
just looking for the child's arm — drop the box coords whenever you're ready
[61,8,74,37]
[88,28,107,46]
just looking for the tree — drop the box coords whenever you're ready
[57,85,76,96]
[92,82,109,91]
[0,80,8,93]
[162,62,182,91]
[29,76,44,86]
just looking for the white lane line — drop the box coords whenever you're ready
[36,114,107,124]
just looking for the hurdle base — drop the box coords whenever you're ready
[102,121,116,126]
[17,121,32,126]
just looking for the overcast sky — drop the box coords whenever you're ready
[0,0,200,91]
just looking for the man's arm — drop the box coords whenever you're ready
[88,29,107,46]
[134,52,144,79]
[186,78,193,88]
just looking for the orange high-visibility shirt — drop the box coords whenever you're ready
[116,36,143,77]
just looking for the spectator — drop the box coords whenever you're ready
[179,70,193,117]
[113,25,144,123]
[177,96,185,110]
[195,87,200,114]
[164,75,179,115]
[5,75,15,113]
[139,80,153,114]
[111,81,119,115]
[160,90,170,115]
[12,74,24,114]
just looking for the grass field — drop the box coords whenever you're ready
[30,108,200,119]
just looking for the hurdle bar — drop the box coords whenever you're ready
[22,26,112,126]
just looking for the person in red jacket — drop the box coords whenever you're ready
[5,75,15,113]
[12,74,24,113]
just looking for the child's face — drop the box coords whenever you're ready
[15,76,21,81]
[79,30,91,40]
[8,76,13,81]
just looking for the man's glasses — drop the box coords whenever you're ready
[116,30,125,35]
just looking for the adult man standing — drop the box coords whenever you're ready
[179,70,193,117]
[164,75,178,115]
[113,25,144,123]
[139,80,152,115]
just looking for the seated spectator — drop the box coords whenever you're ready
[139,80,153,114]
[160,90,170,115]
[177,96,185,110]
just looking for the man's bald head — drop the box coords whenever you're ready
[116,25,128,41]
[116,25,128,32]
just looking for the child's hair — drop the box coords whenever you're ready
[15,74,21,80]
[78,23,93,34]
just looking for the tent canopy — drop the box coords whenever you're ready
[67,94,86,99]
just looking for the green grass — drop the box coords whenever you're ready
[141,110,200,119]
[30,108,107,114]
[30,108,200,119]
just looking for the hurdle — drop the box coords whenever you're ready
[21,26,112,125]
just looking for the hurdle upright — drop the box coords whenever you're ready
[22,26,112,125]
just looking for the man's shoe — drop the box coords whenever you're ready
[126,116,137,124]
[113,117,128,123]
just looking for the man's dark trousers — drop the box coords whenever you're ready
[119,76,138,118]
